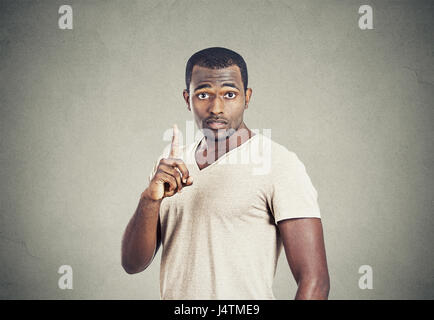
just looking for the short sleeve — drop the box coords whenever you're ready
[269,149,321,224]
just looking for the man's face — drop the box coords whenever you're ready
[183,65,252,141]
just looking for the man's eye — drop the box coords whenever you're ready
[197,93,209,100]
[224,92,236,99]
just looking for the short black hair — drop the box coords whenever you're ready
[185,47,248,93]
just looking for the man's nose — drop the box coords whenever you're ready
[209,96,224,114]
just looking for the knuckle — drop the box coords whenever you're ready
[167,158,177,165]
[173,167,181,176]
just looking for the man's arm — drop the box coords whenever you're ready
[121,190,162,274]
[121,124,193,274]
[278,217,330,299]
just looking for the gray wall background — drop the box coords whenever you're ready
[0,0,433,299]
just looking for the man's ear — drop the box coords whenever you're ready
[244,88,252,109]
[183,89,191,111]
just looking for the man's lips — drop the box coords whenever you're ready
[205,119,228,129]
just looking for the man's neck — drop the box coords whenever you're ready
[199,125,254,157]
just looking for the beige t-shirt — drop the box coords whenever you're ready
[147,132,321,300]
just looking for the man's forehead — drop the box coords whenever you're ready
[191,65,242,84]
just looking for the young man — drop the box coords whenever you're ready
[121,47,330,300]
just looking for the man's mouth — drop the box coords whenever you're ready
[206,119,228,130]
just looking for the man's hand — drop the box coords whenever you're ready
[144,124,194,201]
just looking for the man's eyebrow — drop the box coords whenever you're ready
[193,82,240,92]
[221,82,240,90]
[193,84,212,92]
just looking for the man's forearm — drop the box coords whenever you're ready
[294,277,330,300]
[121,190,162,274]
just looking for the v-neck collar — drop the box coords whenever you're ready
[191,133,259,172]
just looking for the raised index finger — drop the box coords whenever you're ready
[169,123,180,158]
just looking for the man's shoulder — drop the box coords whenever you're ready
[256,133,298,163]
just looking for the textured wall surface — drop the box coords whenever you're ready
[0,0,433,299]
